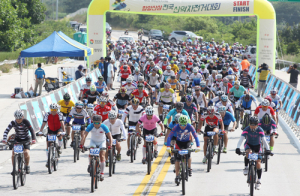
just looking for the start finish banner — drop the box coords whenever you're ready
[18,69,102,131]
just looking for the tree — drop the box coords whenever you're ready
[63,0,92,13]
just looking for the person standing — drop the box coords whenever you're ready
[75,65,85,80]
[287,64,299,89]
[33,63,45,97]
[98,57,104,75]
[107,60,115,90]
[257,63,270,97]
[103,57,111,84]
[241,56,250,71]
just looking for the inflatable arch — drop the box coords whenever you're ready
[87,0,276,78]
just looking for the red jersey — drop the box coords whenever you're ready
[93,105,111,121]
[43,112,63,131]
[131,89,148,102]
[184,62,193,71]
[254,106,275,120]
[120,69,132,79]
[200,113,223,126]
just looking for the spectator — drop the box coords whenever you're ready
[17,53,25,74]
[33,63,45,97]
[241,56,250,70]
[257,63,270,97]
[98,57,104,75]
[287,64,299,88]
[107,60,115,90]
[103,56,111,84]
[75,65,85,80]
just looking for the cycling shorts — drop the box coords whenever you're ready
[264,130,272,135]
[128,121,138,133]
[219,124,229,131]
[159,100,172,105]
[175,140,191,161]
[47,128,63,141]
[14,138,31,150]
[142,128,157,139]
[90,140,106,149]
[204,125,218,137]
[117,103,127,110]
[112,134,121,140]
[72,122,85,131]
[62,112,69,117]
[241,105,251,110]
[244,143,262,160]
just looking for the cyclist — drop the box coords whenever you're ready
[102,92,118,114]
[200,81,214,99]
[193,86,207,112]
[80,115,112,182]
[189,68,202,88]
[79,77,93,99]
[177,65,189,90]
[94,76,108,94]
[170,60,179,74]
[180,87,198,106]
[236,116,271,190]
[93,97,112,122]
[120,65,132,83]
[162,66,175,82]
[130,83,150,105]
[236,93,258,124]
[183,95,198,126]
[258,113,277,152]
[218,106,236,153]
[206,70,217,88]
[200,63,209,79]
[168,75,181,92]
[103,111,127,162]
[137,106,164,164]
[58,93,74,139]
[199,106,224,163]
[122,98,145,156]
[66,101,90,148]
[122,77,137,95]
[166,115,200,182]
[113,87,130,110]
[81,85,101,104]
[219,78,232,95]
[2,110,36,174]
[254,99,276,124]
[229,81,246,104]
[156,83,176,120]
[166,113,182,164]
[133,67,143,82]
[239,69,253,88]
[268,88,282,124]
[215,95,235,116]
[39,104,65,166]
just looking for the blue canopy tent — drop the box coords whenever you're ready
[20,31,94,91]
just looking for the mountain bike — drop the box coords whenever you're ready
[149,87,156,106]
[72,125,82,163]
[261,133,277,172]
[118,109,125,119]
[237,152,264,196]
[107,139,124,176]
[129,126,139,163]
[217,130,225,165]
[12,141,29,189]
[62,116,68,149]
[241,109,255,130]
[234,107,240,129]
[161,104,172,122]
[172,149,195,195]
[205,131,216,172]
[145,133,163,175]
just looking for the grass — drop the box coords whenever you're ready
[280,54,300,64]
[0,64,15,73]
[0,51,20,62]
[69,13,87,24]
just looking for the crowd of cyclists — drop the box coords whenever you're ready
[2,36,282,191]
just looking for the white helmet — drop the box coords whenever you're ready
[98,96,108,103]
[216,74,222,79]
[126,77,133,83]
[261,99,270,106]
[108,111,117,119]
[50,103,59,110]
[166,66,171,70]
[14,109,24,119]
[138,76,144,81]
[145,106,154,115]
[193,68,199,73]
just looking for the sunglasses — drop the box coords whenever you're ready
[250,124,256,126]
[262,105,268,108]
[50,109,57,112]
[100,102,106,104]
[93,122,101,125]
[195,89,200,91]
[87,81,91,83]
[76,107,83,109]
[179,124,186,127]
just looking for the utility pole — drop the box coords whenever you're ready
[56,0,58,20]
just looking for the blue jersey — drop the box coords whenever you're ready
[167,124,200,147]
[168,121,177,137]
[238,94,256,108]
[183,103,197,119]
[164,108,190,125]
[242,126,265,146]
[223,111,236,126]
[258,119,276,132]
[192,78,201,87]
[94,81,107,93]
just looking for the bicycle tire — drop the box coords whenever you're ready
[74,137,78,163]
[20,154,26,186]
[185,156,189,182]
[48,146,54,174]
[77,136,80,161]
[95,160,98,189]
[217,138,222,164]
[265,149,268,172]
[130,135,134,163]
[13,154,20,189]
[91,159,95,193]
[109,149,113,177]
[54,147,58,171]
[207,142,211,172]
[250,165,255,196]
[63,137,67,149]
[181,160,186,195]
[235,110,239,129]
[113,147,116,174]
[147,144,152,175]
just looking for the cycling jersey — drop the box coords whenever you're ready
[218,82,233,95]
[170,64,179,73]
[114,93,130,107]
[131,89,148,103]
[178,69,190,81]
[81,84,91,95]
[269,94,281,106]
[103,119,127,139]
[94,81,107,93]
[58,100,75,114]
[258,118,276,132]
[189,73,202,84]
[222,111,236,126]
[239,74,253,87]
[229,85,246,98]
[241,126,265,146]
[83,90,101,104]
[180,95,198,106]
[237,94,257,109]
[183,103,197,119]
[122,83,137,95]
[44,112,64,131]
[120,69,132,79]
[148,74,160,86]
[193,92,205,107]
[206,74,217,87]
[122,105,145,123]
[254,106,275,120]
[160,62,170,71]
[93,105,111,121]
[163,70,175,81]
[215,101,234,116]
[133,73,143,82]
[167,79,180,90]
[167,124,200,147]
[3,119,36,141]
[119,54,130,62]
[138,114,162,130]
[85,123,110,143]
[200,112,223,126]
[164,109,190,125]
[157,88,175,103]
[200,87,211,96]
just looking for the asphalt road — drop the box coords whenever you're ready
[0,33,300,195]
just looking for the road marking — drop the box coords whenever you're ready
[133,146,166,196]
[176,92,180,102]
[148,156,171,195]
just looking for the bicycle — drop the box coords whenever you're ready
[217,130,225,165]
[172,149,196,195]
[237,152,264,196]
[62,116,68,149]
[161,104,172,122]
[128,126,139,163]
[241,109,256,130]
[144,133,163,175]
[149,87,156,106]
[107,139,124,176]
[261,133,277,172]
[203,131,216,172]
[118,109,125,119]
[72,125,82,163]
[12,141,29,189]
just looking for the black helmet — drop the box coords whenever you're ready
[86,77,92,82]
[262,113,271,125]
[92,115,102,122]
[249,116,259,125]
[170,75,176,80]
[63,93,70,101]
[186,87,192,95]
[175,102,184,110]
[159,82,165,89]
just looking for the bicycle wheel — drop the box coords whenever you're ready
[13,154,20,189]
[77,137,80,161]
[134,137,138,160]
[20,155,26,186]
[91,159,95,193]
[207,142,211,172]
[63,137,67,149]
[48,146,54,174]
[74,137,78,163]
[181,160,186,195]
[109,149,113,177]
[130,135,134,163]
[250,165,255,196]
[95,160,98,189]
[147,144,152,175]
[217,138,222,164]
[112,147,116,174]
[54,147,58,171]
[235,110,239,129]
[185,156,189,182]
[265,149,268,172]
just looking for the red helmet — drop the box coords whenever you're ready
[243,69,249,73]
[264,96,272,104]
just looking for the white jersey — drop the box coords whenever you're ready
[189,73,203,83]
[157,89,176,103]
[163,70,175,81]
[122,105,145,123]
[119,54,129,62]
[148,74,160,86]
[103,119,127,139]
[123,84,137,95]
[178,70,190,81]
[215,101,234,116]
[269,94,281,104]
[193,92,205,107]
[86,124,110,143]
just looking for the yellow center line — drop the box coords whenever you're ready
[148,156,172,195]
[133,146,167,196]
[176,92,180,102]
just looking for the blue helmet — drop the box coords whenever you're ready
[186,95,193,102]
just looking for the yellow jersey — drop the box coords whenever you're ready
[170,64,179,73]
[58,100,75,114]
[167,79,180,90]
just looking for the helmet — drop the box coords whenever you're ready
[221,95,228,102]
[170,75,176,80]
[186,95,193,102]
[174,113,182,123]
[119,87,127,93]
[14,109,24,119]
[249,116,259,125]
[137,83,144,89]
[194,86,201,91]
[178,115,188,125]
[217,91,225,97]
[163,57,167,61]
[138,76,144,81]
[126,77,133,83]
[200,81,206,87]
[145,106,154,115]
[218,106,226,113]
[98,76,104,80]
[170,60,174,64]
[262,113,271,125]
[75,101,84,108]
[92,115,102,122]
[123,65,128,69]
[132,98,140,105]
[207,106,215,115]
[201,64,205,68]
[165,83,171,88]
[243,69,249,73]
[265,96,272,104]
[166,66,171,70]
[90,85,96,92]
[98,97,108,103]
[181,65,186,69]
[216,74,222,79]
[219,57,223,61]
[271,88,277,95]
[50,103,59,110]
[102,92,109,97]
[223,78,228,83]
[234,81,240,86]
[186,87,192,95]
[193,68,199,73]
[175,102,184,110]
[108,111,117,119]
[63,93,70,101]
[86,77,92,82]
[261,99,270,106]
